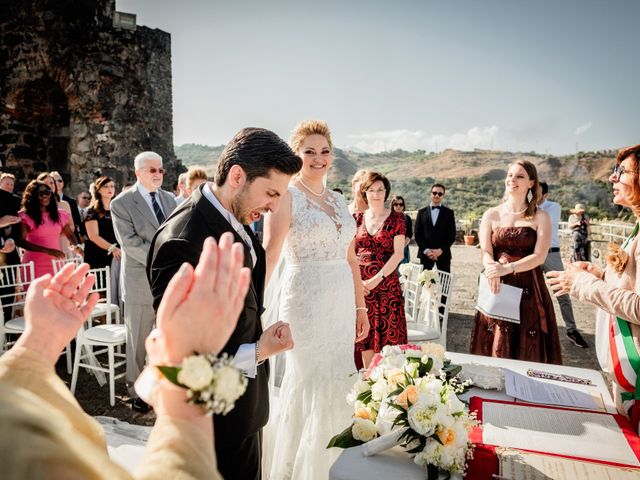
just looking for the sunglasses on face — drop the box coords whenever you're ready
[55,179,64,184]
[431,191,444,197]
[38,188,52,197]
[393,203,405,207]
[145,167,165,174]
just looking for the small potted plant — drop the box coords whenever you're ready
[463,213,478,246]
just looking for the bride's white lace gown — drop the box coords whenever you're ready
[267,186,357,480]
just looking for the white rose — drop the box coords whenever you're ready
[432,402,454,429]
[354,379,371,394]
[369,366,384,382]
[371,379,390,401]
[178,355,214,390]
[212,365,245,403]
[375,401,400,435]
[414,440,440,467]
[445,389,465,415]
[407,401,437,436]
[352,418,378,442]
[405,348,422,359]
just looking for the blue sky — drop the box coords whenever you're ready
[117,0,640,154]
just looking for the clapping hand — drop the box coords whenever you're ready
[153,233,252,364]
[17,263,99,366]
[0,215,19,229]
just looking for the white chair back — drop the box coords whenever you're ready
[52,256,82,274]
[408,270,454,349]
[0,262,35,321]
[0,262,35,350]
[87,266,119,325]
[403,263,424,323]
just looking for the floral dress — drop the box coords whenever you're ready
[354,211,407,370]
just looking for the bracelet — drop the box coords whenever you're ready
[107,243,117,255]
[509,263,516,274]
[356,306,368,312]
[255,340,265,366]
[156,353,248,415]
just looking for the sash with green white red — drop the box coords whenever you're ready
[608,223,640,408]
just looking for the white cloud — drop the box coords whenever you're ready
[345,126,499,153]
[574,122,592,136]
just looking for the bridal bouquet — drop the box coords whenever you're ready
[328,344,477,479]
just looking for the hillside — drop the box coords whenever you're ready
[175,144,622,220]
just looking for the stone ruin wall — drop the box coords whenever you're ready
[0,0,182,194]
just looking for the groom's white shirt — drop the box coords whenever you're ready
[203,183,258,378]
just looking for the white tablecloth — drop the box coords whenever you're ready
[329,352,615,479]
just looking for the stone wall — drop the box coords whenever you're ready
[0,0,182,193]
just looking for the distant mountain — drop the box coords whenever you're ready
[174,143,621,220]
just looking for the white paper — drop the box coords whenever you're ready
[482,403,640,467]
[498,449,640,480]
[504,368,604,411]
[476,273,523,323]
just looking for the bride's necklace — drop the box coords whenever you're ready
[298,176,325,197]
[503,203,527,215]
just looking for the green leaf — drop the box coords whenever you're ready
[157,366,183,387]
[327,425,365,449]
[357,390,372,403]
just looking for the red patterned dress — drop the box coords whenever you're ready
[354,211,407,369]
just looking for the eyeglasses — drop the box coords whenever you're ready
[392,203,405,207]
[431,191,444,197]
[144,167,165,174]
[612,164,638,179]
[365,189,386,195]
[81,196,91,200]
[38,188,52,197]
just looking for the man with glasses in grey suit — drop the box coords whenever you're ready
[111,151,177,412]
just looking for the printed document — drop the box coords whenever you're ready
[476,273,523,323]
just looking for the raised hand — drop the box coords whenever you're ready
[17,263,99,365]
[154,233,252,363]
[545,262,583,296]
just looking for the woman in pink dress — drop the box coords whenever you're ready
[17,180,78,280]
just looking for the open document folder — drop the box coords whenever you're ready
[476,273,523,323]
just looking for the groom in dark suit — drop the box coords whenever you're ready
[414,183,456,273]
[147,128,302,480]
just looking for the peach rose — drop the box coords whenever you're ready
[396,384,418,410]
[437,426,456,446]
[354,408,372,420]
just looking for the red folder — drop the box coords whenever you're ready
[465,397,640,480]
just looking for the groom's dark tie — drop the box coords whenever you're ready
[149,191,166,224]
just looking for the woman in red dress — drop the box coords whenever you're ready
[354,172,407,369]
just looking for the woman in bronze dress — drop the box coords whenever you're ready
[470,160,562,364]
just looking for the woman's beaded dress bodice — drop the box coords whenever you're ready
[492,226,537,261]
[283,186,356,264]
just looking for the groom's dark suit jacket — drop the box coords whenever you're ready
[147,185,269,444]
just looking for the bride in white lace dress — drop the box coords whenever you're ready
[263,120,369,479]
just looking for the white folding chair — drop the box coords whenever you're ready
[1,262,35,351]
[403,263,424,323]
[52,256,82,273]
[407,270,454,349]
[70,266,126,406]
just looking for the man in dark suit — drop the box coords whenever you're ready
[414,183,456,272]
[0,161,21,320]
[147,128,302,480]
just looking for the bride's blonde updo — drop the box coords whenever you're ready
[290,120,332,154]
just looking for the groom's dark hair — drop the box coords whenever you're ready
[214,128,302,186]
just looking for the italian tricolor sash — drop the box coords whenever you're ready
[608,223,640,409]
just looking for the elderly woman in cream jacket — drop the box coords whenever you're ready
[547,144,640,430]
[0,234,250,479]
